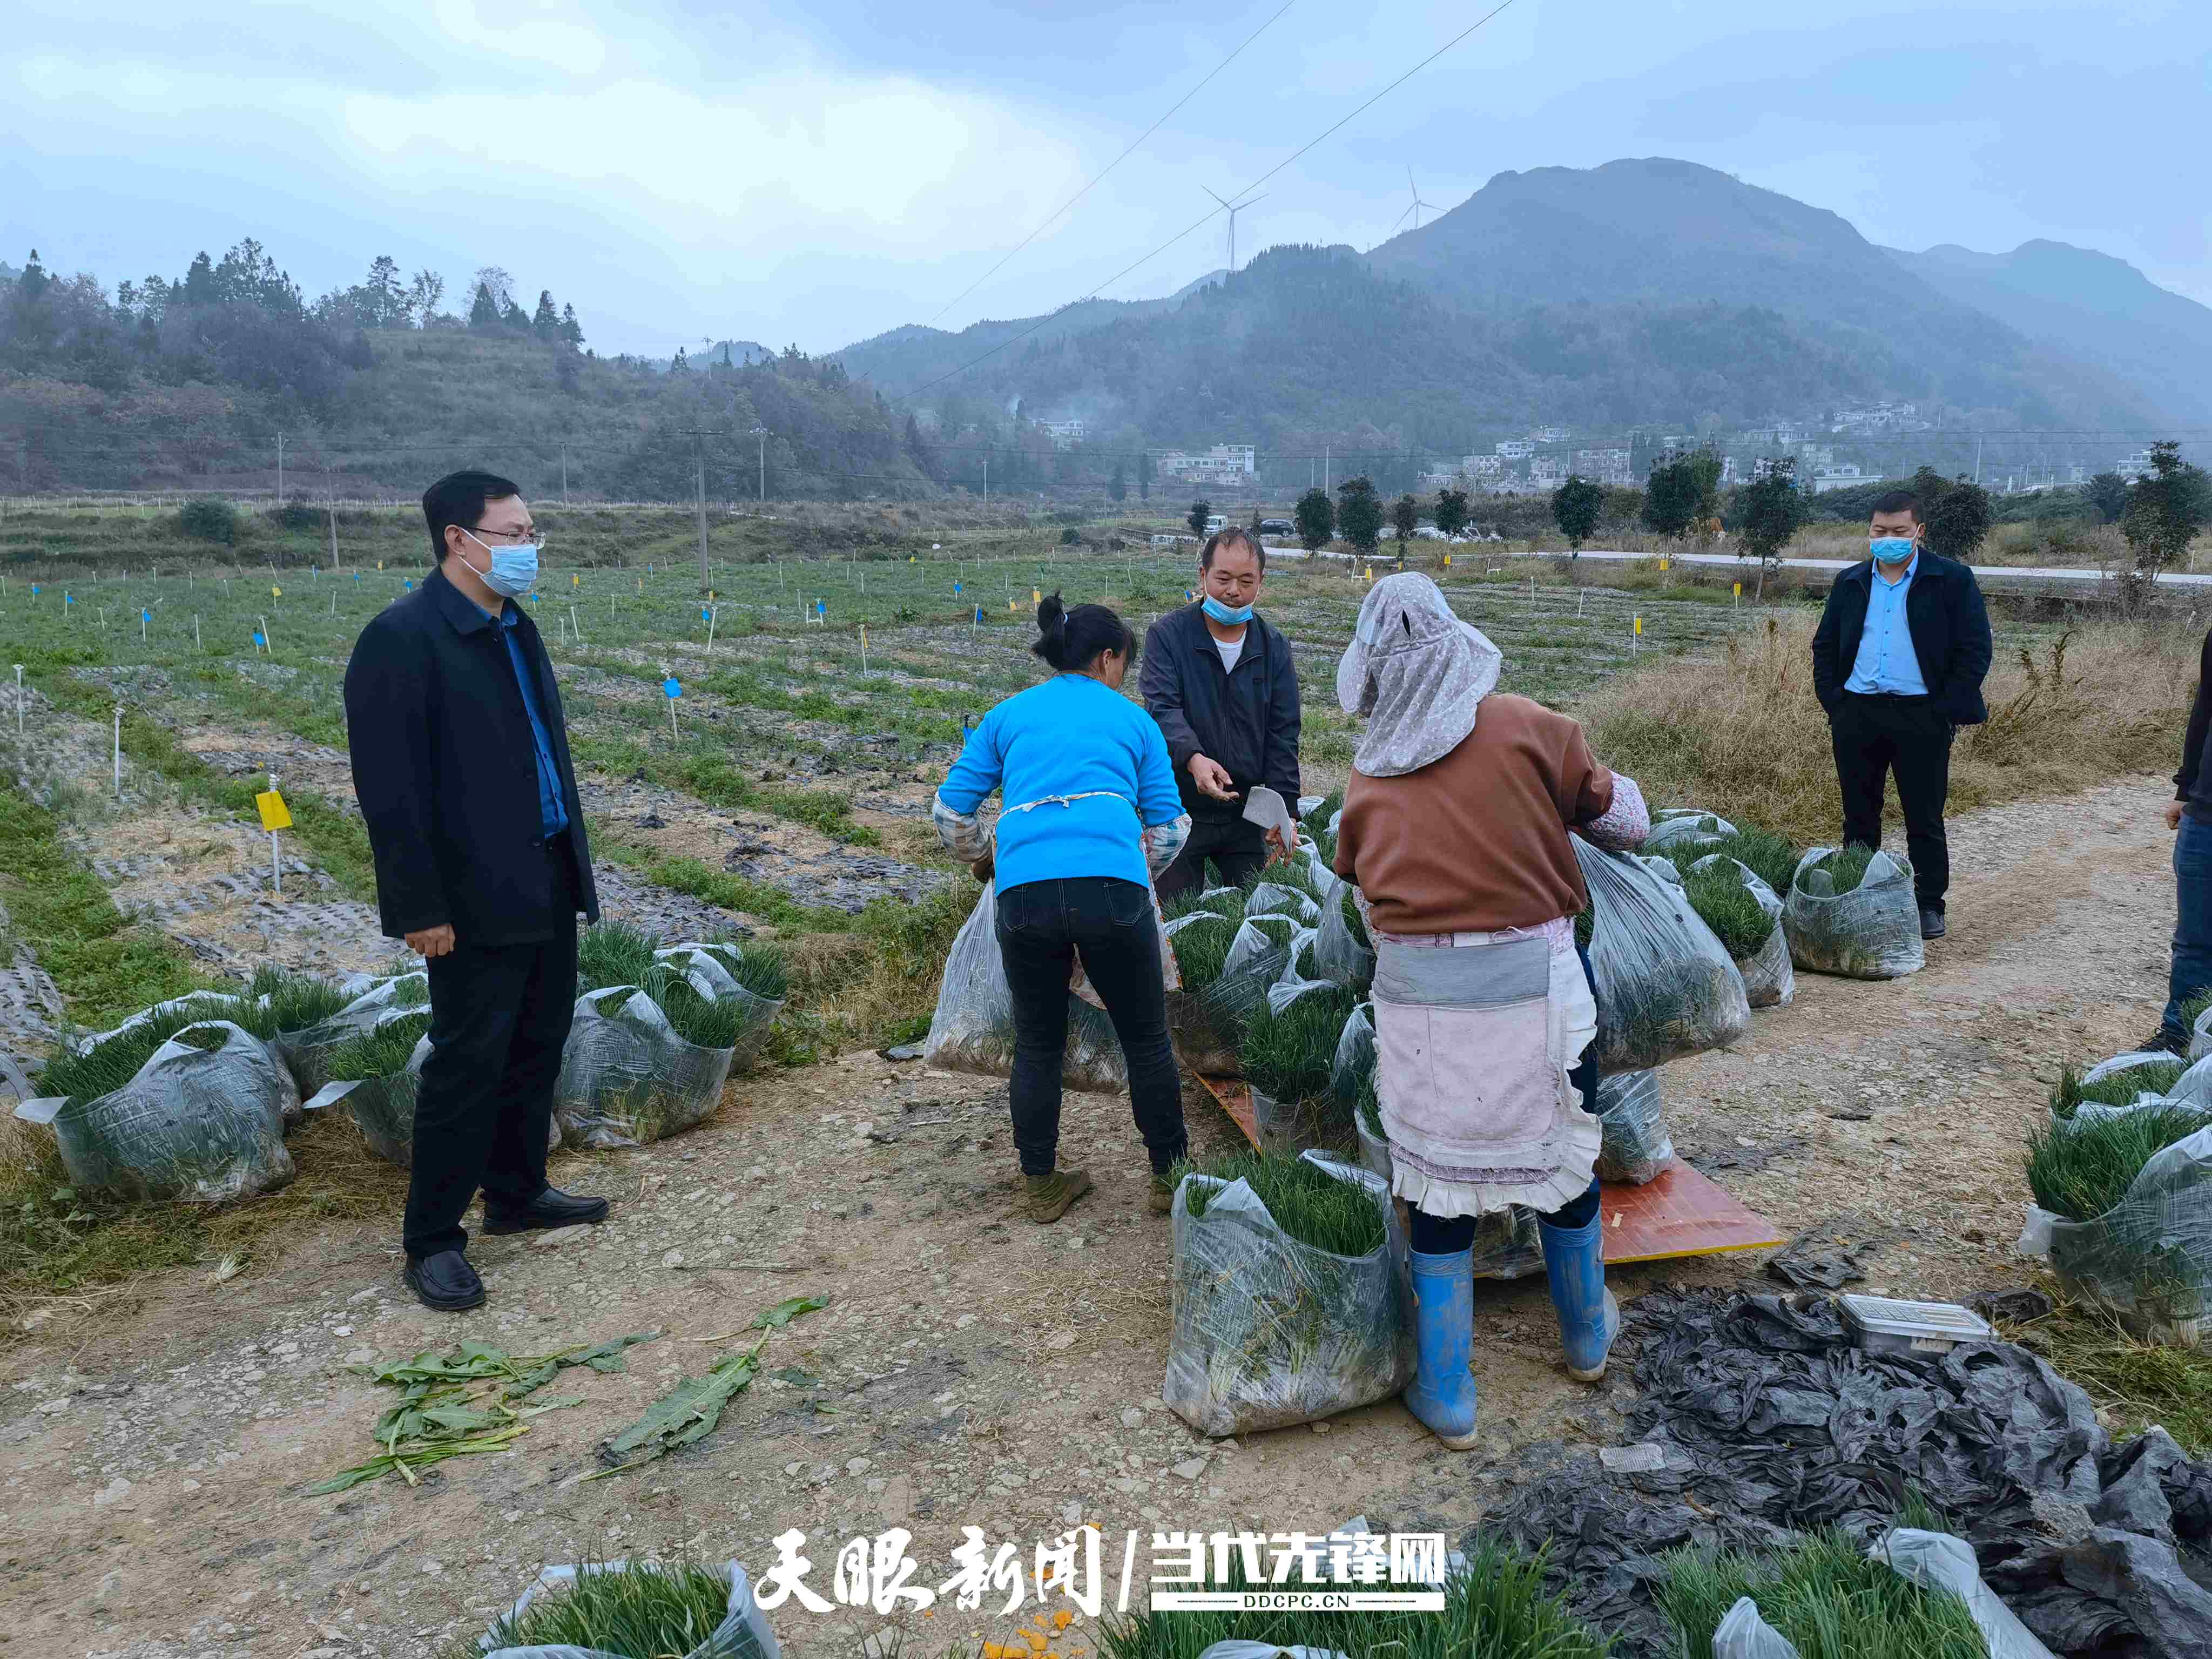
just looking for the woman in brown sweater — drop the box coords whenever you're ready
[1332,574,1648,1449]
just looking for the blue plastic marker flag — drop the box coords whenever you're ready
[141,609,152,622]
[252,631,266,647]
[1186,589,1195,601]
[954,581,962,595]
[974,606,983,624]
[64,592,75,605]
[815,599,826,616]
[663,677,682,699]
[353,572,361,582]
[30,584,38,596]
[404,578,415,590]
[701,606,711,621]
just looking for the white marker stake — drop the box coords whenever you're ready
[260,614,272,655]
[669,690,679,740]
[268,772,281,894]
[570,604,583,645]
[1577,589,1586,618]
[706,607,717,652]
[112,702,123,799]
[194,613,202,650]
[12,665,22,736]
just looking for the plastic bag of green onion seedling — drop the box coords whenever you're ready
[1312,876,1375,993]
[1166,1150,1413,1436]
[2019,1119,2212,1347]
[1642,807,1737,854]
[268,970,430,1100]
[1572,835,1750,1071]
[1782,845,1923,980]
[1594,1069,1672,1185]
[1685,854,1793,1010]
[554,976,742,1150]
[921,884,1129,1096]
[16,1019,296,1202]
[475,1556,781,1659]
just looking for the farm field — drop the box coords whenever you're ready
[4,502,2209,1658]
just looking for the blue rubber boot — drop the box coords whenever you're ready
[1402,1247,1480,1449]
[1537,1211,1620,1381]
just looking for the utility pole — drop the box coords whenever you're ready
[695,435,709,591]
[1325,445,1331,495]
[983,450,989,504]
[276,432,283,504]
[561,444,569,505]
[1973,436,1983,485]
[750,426,768,502]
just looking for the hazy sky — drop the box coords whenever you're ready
[5,0,2206,361]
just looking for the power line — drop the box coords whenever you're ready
[885,0,1530,405]
[920,0,1296,329]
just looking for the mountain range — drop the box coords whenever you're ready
[832,158,2208,455]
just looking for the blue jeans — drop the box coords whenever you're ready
[2162,813,2212,1045]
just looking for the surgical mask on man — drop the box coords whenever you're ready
[1870,535,1916,566]
[1200,594,1254,625]
[461,528,539,598]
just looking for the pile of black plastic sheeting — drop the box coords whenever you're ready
[1476,1288,2212,1657]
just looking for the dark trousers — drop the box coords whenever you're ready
[403,844,579,1259]
[2162,813,2212,1044]
[1830,691,1954,911]
[1411,945,1602,1252]
[995,876,1186,1177]
[1155,815,1268,901]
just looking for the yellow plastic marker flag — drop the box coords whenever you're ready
[707,590,714,602]
[1633,616,1644,636]
[255,788,292,832]
[1443,553,1452,568]
[1008,597,1016,612]
[572,573,579,588]
[1364,565,1373,581]
[1733,582,1742,598]
[376,560,383,571]
[1659,556,1669,571]
[1032,588,1040,604]
[637,577,643,592]
[272,585,282,598]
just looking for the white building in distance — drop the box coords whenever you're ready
[1495,439,1534,459]
[1035,418,1087,448]
[1158,444,1257,484]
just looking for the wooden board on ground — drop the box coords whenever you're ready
[1194,1074,1783,1266]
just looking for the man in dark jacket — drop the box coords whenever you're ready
[1810,488,1993,940]
[2153,628,2212,1051]
[343,469,607,1312]
[1141,527,1302,899]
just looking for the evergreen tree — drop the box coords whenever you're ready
[500,295,529,330]
[904,412,935,479]
[1732,459,1806,598]
[1186,499,1211,537]
[670,346,690,373]
[1137,450,1154,502]
[1433,487,1470,538]
[2121,441,2212,607]
[469,281,500,329]
[1391,493,1418,547]
[531,289,559,340]
[2083,471,2128,524]
[16,249,48,301]
[1908,466,1994,562]
[1294,487,1334,551]
[559,301,584,348]
[1552,474,1604,554]
[1337,476,1384,553]
[1108,463,1126,503]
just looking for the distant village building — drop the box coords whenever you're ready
[1572,448,1634,487]
[1829,402,1922,434]
[1720,456,1739,485]
[1420,453,1509,494]
[1158,444,1257,484]
[1035,417,1087,449]
[1529,455,1566,483]
[2116,449,2159,482]
[1494,439,1534,460]
[1810,462,1882,495]
[1528,425,1570,443]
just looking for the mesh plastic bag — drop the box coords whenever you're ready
[1711,1599,1803,1659]
[1594,1068,1673,1185]
[1165,1150,1414,1436]
[1643,808,1738,853]
[1312,876,1376,993]
[1783,847,1924,980]
[302,1007,435,1165]
[2191,1004,2212,1063]
[2084,1050,2190,1087]
[1205,915,1298,1030]
[1874,1530,2056,1659]
[278,972,431,1098]
[63,991,248,1056]
[2017,1123,2212,1347]
[476,1559,780,1659]
[1689,854,1795,1010]
[1330,1003,1375,1111]
[1265,928,1338,1016]
[555,987,738,1149]
[1573,834,1751,1071]
[1248,881,1320,925]
[14,1020,296,1203]
[1249,1085,1355,1159]
[921,886,1128,1095]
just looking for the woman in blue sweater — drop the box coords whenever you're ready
[934,595,1193,1223]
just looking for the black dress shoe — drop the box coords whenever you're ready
[482,1186,610,1235]
[1919,906,1946,940]
[403,1250,485,1312]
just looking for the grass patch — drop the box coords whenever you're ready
[1581,611,2200,848]
[1678,862,1776,959]
[0,785,206,1026]
[2026,1103,2212,1221]
[462,1557,739,1658]
[1174,1150,1383,1256]
[1237,984,1359,1107]
[571,733,882,847]
[1100,1536,1606,1659]
[2052,1060,2188,1119]
[1657,1529,1985,1659]
[2002,1290,2212,1456]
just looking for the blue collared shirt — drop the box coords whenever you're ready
[1845,554,1928,697]
[475,599,570,839]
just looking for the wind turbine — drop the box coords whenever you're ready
[1203,186,1267,275]
[1393,168,1440,235]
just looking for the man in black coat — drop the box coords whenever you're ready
[1141,527,1303,899]
[1810,488,1993,940]
[343,469,608,1311]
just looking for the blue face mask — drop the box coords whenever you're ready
[1200,594,1254,626]
[462,529,539,598]
[1870,535,1916,566]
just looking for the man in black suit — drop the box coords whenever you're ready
[343,469,608,1311]
[1811,488,1994,940]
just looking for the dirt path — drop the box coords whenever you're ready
[0,775,2180,1659]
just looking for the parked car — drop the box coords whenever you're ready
[1205,515,1226,535]
[1259,518,1293,535]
